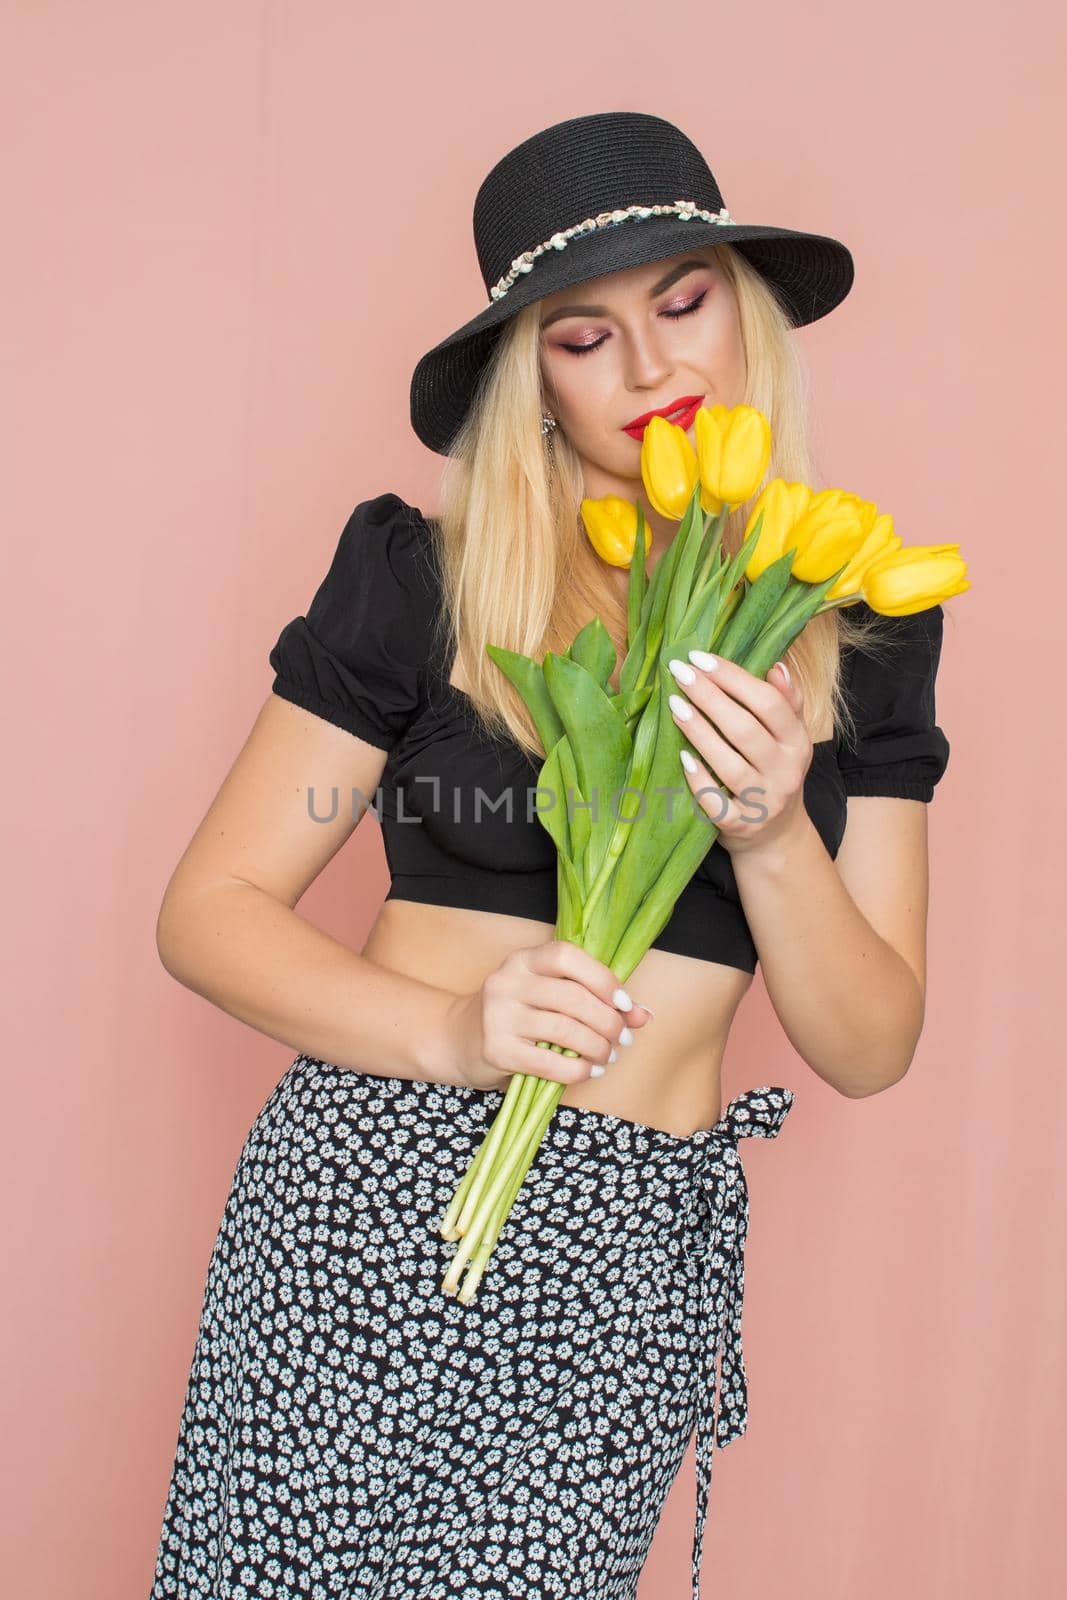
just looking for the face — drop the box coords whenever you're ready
[537,245,747,550]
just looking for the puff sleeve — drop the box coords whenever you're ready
[835,602,951,801]
[269,492,438,751]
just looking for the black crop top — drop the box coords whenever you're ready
[269,492,951,974]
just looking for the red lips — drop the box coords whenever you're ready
[622,394,704,438]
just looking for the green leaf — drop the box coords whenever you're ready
[745,565,848,679]
[608,814,722,978]
[663,490,711,639]
[611,684,654,723]
[572,676,665,945]
[713,550,797,661]
[716,508,766,597]
[569,615,617,691]
[534,736,573,862]
[677,567,726,643]
[556,733,589,889]
[579,660,686,946]
[627,503,648,645]
[543,651,632,887]
[639,507,686,641]
[618,613,650,697]
[555,850,583,940]
[485,642,565,754]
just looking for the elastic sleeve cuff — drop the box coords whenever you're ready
[270,676,396,752]
[840,772,935,801]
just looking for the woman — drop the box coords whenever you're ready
[150,113,950,1600]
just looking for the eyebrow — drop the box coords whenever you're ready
[539,258,712,329]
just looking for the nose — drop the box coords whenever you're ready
[620,319,675,393]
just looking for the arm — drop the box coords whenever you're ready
[157,694,651,1090]
[728,799,928,1096]
[190,492,648,1090]
[156,693,465,1086]
[670,623,949,1097]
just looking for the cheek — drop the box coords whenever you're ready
[543,353,614,425]
[697,307,747,395]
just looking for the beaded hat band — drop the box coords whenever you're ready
[490,200,737,304]
[410,112,854,457]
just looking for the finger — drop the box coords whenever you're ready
[669,692,757,792]
[534,976,636,1048]
[771,658,805,719]
[540,941,645,1020]
[685,648,800,746]
[668,662,775,771]
[521,1004,614,1068]
[677,747,748,831]
[512,1038,595,1085]
[523,1008,614,1067]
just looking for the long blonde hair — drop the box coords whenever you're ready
[425,241,883,762]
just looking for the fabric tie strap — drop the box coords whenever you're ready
[679,1085,795,1600]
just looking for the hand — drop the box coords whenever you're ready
[667,648,813,858]
[442,939,655,1090]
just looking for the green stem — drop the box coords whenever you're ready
[457,1086,561,1302]
[459,1079,561,1258]
[449,1073,527,1235]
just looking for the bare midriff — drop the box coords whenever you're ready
[361,898,753,1138]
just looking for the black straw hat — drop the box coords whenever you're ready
[409,111,855,457]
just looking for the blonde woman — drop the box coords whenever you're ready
[150,113,950,1600]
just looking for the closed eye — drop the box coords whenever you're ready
[560,290,709,357]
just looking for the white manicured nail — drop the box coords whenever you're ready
[590,1065,606,1078]
[689,649,719,670]
[680,750,698,773]
[619,1026,634,1046]
[668,693,693,721]
[608,1047,618,1063]
[612,987,632,1010]
[667,658,697,685]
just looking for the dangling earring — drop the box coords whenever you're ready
[540,411,557,437]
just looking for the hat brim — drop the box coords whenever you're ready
[410,216,854,456]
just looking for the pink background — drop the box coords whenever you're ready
[3,3,1064,1596]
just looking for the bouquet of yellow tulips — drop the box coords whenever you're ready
[438,403,968,1303]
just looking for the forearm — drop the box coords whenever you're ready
[730,813,924,1096]
[156,880,465,1085]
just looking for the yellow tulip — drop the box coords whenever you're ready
[639,413,702,520]
[579,495,652,569]
[694,403,772,513]
[743,479,813,582]
[824,511,901,601]
[789,489,879,583]
[862,546,971,615]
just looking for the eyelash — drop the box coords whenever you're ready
[560,290,709,357]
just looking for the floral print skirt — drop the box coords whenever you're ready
[149,1054,794,1600]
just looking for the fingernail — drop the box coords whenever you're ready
[775,659,791,685]
[680,750,698,773]
[619,1026,634,1046]
[590,1065,606,1078]
[668,693,694,721]
[667,658,697,685]
[612,987,632,1010]
[638,1003,656,1018]
[608,1047,618,1063]
[689,649,719,671]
